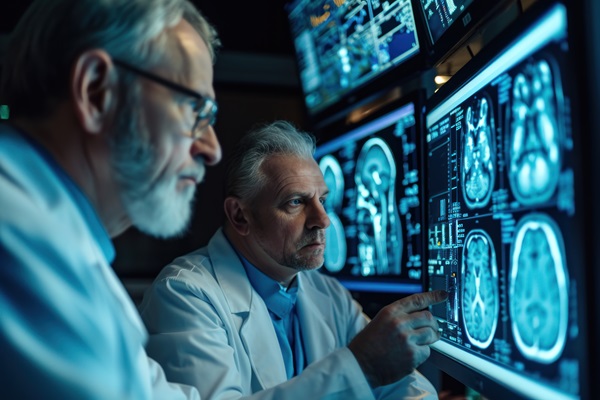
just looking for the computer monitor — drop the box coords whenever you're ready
[314,93,424,294]
[285,0,425,124]
[415,0,511,65]
[424,2,589,399]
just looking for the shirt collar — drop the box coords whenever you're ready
[20,129,115,264]
[224,234,298,319]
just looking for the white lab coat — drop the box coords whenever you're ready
[0,125,198,399]
[140,228,437,399]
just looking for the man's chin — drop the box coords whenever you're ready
[135,214,191,239]
[127,195,193,239]
[293,256,325,272]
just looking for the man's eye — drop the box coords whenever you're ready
[288,199,302,206]
[189,99,201,113]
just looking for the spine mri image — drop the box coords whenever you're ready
[425,4,581,397]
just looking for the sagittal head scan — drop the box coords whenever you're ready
[509,58,562,206]
[509,213,568,364]
[461,96,496,209]
[355,137,402,276]
[461,229,499,349]
[319,155,347,273]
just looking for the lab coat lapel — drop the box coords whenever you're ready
[296,273,337,364]
[208,229,288,389]
[240,294,288,389]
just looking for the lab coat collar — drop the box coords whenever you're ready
[205,229,340,389]
[207,229,288,388]
[206,229,253,314]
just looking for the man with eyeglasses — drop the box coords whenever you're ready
[0,0,220,398]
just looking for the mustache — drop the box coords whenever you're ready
[180,163,206,184]
[298,230,326,248]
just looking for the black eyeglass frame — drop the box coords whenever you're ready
[112,58,217,135]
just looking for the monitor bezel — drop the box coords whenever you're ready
[422,1,592,398]
[415,0,514,67]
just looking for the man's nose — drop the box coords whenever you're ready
[191,125,222,166]
[306,200,330,230]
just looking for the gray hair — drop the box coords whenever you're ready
[1,0,220,119]
[182,2,221,63]
[226,121,317,202]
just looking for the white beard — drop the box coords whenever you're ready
[127,175,197,238]
[109,84,201,238]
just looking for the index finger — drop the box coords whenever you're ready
[397,290,448,313]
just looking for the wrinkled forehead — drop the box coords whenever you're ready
[260,155,327,197]
[154,19,214,96]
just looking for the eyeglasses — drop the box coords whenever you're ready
[112,59,217,137]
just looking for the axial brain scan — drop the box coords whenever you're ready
[319,155,347,273]
[509,213,568,363]
[461,229,499,349]
[355,137,402,276]
[425,5,580,397]
[509,58,562,206]
[461,96,496,208]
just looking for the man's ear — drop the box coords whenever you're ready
[71,49,116,134]
[224,196,251,236]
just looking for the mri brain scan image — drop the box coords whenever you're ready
[355,137,402,276]
[319,155,347,273]
[461,229,499,349]
[509,58,562,206]
[509,213,568,363]
[461,96,496,209]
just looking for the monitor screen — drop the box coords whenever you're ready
[415,0,511,65]
[286,0,422,119]
[314,95,424,294]
[425,2,584,399]
[418,0,475,45]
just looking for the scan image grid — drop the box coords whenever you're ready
[425,36,579,391]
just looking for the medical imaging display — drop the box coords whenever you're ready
[314,100,423,293]
[417,0,474,44]
[509,213,568,364]
[286,0,420,115]
[425,4,581,399]
[509,59,562,206]
[461,229,499,349]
